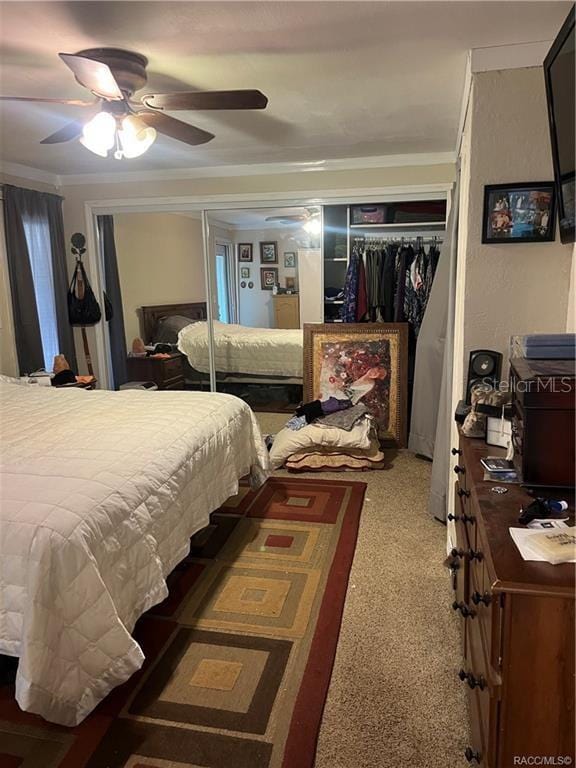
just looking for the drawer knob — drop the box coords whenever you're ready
[447,513,461,522]
[468,549,484,562]
[451,447,462,456]
[464,747,482,763]
[453,465,465,475]
[471,591,491,607]
[452,601,477,619]
[462,512,475,525]
[457,488,471,499]
[458,669,486,690]
[450,547,466,560]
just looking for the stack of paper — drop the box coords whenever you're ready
[509,526,576,564]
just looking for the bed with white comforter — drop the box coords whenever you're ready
[178,320,303,378]
[0,380,269,726]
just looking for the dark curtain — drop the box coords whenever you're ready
[45,194,77,371]
[97,215,128,388]
[3,186,45,374]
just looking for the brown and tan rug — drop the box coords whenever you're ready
[0,477,366,768]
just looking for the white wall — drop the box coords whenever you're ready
[233,227,301,327]
[113,213,205,347]
[567,247,576,332]
[459,67,573,376]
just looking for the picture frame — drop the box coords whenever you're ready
[260,241,278,264]
[482,182,556,244]
[260,267,278,290]
[240,267,250,279]
[284,251,296,268]
[303,323,408,446]
[238,243,253,262]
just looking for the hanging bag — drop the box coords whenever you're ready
[67,260,102,326]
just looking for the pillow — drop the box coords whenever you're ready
[155,315,197,343]
[269,416,373,469]
[0,374,25,385]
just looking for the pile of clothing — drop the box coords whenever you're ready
[269,397,386,472]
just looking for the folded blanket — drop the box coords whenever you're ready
[269,416,372,469]
[315,402,369,431]
[285,437,386,472]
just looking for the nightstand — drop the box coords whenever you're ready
[126,353,185,390]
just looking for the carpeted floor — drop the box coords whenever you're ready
[257,412,469,768]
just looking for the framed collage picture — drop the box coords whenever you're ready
[482,182,556,243]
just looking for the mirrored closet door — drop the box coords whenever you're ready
[193,206,322,429]
[96,210,210,392]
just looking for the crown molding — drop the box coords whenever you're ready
[55,151,455,187]
[471,40,553,73]
[0,161,61,189]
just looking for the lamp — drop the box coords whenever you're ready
[117,115,156,159]
[79,111,156,159]
[79,111,116,157]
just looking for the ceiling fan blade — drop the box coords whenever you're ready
[266,215,307,222]
[0,95,96,107]
[59,53,123,101]
[138,111,214,146]
[40,120,85,144]
[141,90,268,111]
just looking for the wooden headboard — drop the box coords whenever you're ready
[138,302,207,344]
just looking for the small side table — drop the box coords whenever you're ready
[126,353,185,390]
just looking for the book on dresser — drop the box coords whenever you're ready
[448,431,575,767]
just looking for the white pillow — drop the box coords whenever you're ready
[0,374,24,385]
[269,417,373,469]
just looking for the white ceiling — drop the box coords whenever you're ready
[0,1,571,176]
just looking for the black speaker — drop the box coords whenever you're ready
[465,349,503,404]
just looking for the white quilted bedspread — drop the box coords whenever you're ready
[0,381,269,726]
[178,320,303,377]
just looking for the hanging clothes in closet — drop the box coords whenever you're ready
[342,236,441,335]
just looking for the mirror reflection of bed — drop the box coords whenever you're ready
[205,206,321,413]
[99,206,322,418]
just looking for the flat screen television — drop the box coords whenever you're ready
[544,5,575,244]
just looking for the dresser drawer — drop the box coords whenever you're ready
[161,356,184,379]
[465,598,502,767]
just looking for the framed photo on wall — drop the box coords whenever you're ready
[284,251,296,268]
[303,323,408,446]
[238,243,253,262]
[260,267,278,290]
[260,241,278,263]
[240,267,250,279]
[482,182,556,243]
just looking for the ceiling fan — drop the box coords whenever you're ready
[0,48,268,159]
[265,208,320,224]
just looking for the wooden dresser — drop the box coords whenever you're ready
[126,352,185,390]
[448,433,575,766]
[273,294,300,329]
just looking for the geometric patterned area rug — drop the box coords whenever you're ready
[0,477,366,768]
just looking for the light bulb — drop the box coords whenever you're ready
[79,111,116,157]
[118,115,156,159]
[303,217,322,236]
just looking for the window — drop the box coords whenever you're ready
[215,243,230,323]
[22,213,59,370]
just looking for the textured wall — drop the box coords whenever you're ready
[461,67,573,371]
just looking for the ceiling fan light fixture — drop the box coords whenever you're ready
[79,111,116,157]
[117,114,156,158]
[303,218,322,236]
